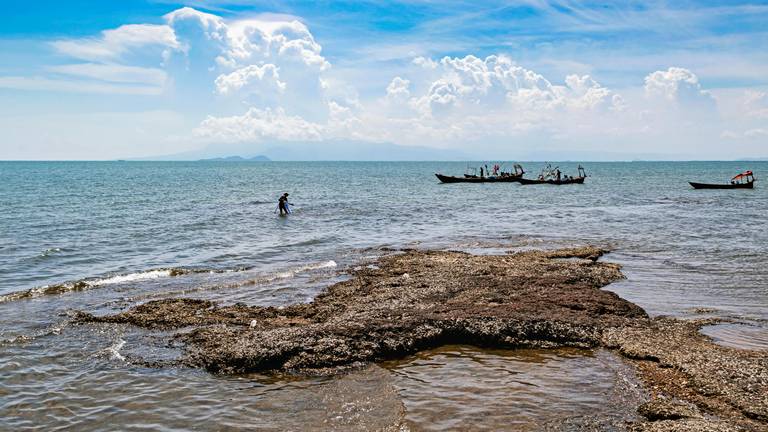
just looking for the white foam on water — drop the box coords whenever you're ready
[29,285,49,296]
[0,285,52,303]
[110,260,341,301]
[40,247,62,257]
[268,260,337,282]
[107,339,126,361]
[0,269,179,303]
[296,260,338,273]
[2,260,339,304]
[90,269,173,287]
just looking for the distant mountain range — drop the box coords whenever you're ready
[198,155,270,162]
[125,140,768,162]
[127,140,471,161]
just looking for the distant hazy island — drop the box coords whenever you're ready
[198,155,271,162]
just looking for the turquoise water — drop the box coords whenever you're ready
[1,161,766,316]
[1,161,766,429]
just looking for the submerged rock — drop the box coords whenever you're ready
[75,246,767,431]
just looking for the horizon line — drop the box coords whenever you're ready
[1,159,766,163]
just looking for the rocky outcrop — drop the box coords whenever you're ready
[77,247,643,373]
[75,246,767,430]
[605,318,768,431]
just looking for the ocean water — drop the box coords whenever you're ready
[1,161,766,429]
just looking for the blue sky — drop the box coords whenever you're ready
[1,0,767,159]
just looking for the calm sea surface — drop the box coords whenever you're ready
[1,161,766,430]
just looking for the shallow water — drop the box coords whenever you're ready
[1,340,642,431]
[384,346,645,430]
[1,161,766,429]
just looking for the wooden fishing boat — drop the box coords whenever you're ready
[519,176,586,185]
[689,181,753,189]
[689,171,755,189]
[436,163,525,184]
[519,164,587,185]
[435,173,522,183]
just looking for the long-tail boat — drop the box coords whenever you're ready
[519,164,587,185]
[689,171,755,189]
[436,163,524,183]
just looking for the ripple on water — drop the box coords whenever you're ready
[2,321,647,431]
[1,339,405,431]
[382,345,647,430]
[700,323,768,351]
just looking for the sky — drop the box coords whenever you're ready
[1,0,767,160]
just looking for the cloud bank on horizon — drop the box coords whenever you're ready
[0,1,767,160]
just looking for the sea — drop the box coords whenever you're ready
[1,161,766,430]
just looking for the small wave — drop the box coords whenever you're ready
[0,267,237,304]
[0,322,67,347]
[228,260,337,287]
[89,269,174,287]
[40,247,62,257]
[129,260,340,300]
[279,260,336,277]
[0,260,337,304]
[21,247,66,264]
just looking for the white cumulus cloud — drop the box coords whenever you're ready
[194,101,361,143]
[386,77,410,99]
[13,6,765,159]
[195,107,325,142]
[644,67,716,108]
[407,55,623,119]
[214,64,285,95]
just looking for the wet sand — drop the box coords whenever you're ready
[76,247,767,431]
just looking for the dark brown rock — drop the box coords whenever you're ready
[77,247,641,374]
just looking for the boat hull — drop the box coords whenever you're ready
[435,173,522,183]
[518,177,586,185]
[689,181,754,189]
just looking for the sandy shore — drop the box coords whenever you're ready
[76,246,767,431]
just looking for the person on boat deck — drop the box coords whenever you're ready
[278,193,290,215]
[480,167,484,178]
[556,169,561,181]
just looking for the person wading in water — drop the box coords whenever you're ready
[278,193,290,215]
